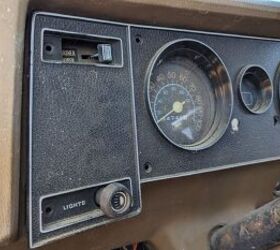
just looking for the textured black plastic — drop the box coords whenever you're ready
[30,12,280,248]
[30,14,141,247]
[41,179,131,227]
[130,27,280,180]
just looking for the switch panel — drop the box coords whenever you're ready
[29,13,141,248]
[42,30,122,66]
[40,179,132,232]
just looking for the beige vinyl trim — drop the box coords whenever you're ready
[0,0,28,245]
[1,0,280,245]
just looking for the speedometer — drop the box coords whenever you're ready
[146,40,233,150]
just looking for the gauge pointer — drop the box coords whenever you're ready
[157,101,186,123]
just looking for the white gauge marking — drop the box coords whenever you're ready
[153,83,195,120]
[157,100,186,123]
[182,127,194,140]
[171,109,196,128]
[157,109,175,123]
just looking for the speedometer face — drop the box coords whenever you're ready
[150,58,215,146]
[146,40,233,150]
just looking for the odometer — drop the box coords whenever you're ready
[146,40,233,150]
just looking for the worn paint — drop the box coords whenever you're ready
[211,198,280,250]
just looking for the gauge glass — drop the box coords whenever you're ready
[150,57,216,146]
[239,65,272,114]
[146,40,233,150]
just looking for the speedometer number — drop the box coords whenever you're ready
[146,40,233,150]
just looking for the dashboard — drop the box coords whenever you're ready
[27,12,280,248]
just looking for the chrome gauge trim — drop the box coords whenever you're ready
[238,65,273,114]
[277,63,280,111]
[146,39,233,151]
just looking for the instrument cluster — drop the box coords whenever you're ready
[28,12,280,248]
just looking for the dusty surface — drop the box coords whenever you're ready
[1,0,280,248]
[1,161,280,249]
[211,199,280,250]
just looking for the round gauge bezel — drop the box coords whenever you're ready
[146,39,233,151]
[238,65,273,114]
[276,63,280,111]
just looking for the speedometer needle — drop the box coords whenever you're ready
[157,100,186,123]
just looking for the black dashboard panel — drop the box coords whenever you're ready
[28,12,280,247]
[130,27,280,181]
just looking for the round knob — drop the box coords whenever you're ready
[95,183,132,218]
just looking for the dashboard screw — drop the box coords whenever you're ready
[144,162,152,173]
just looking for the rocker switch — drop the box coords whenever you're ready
[97,44,112,63]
